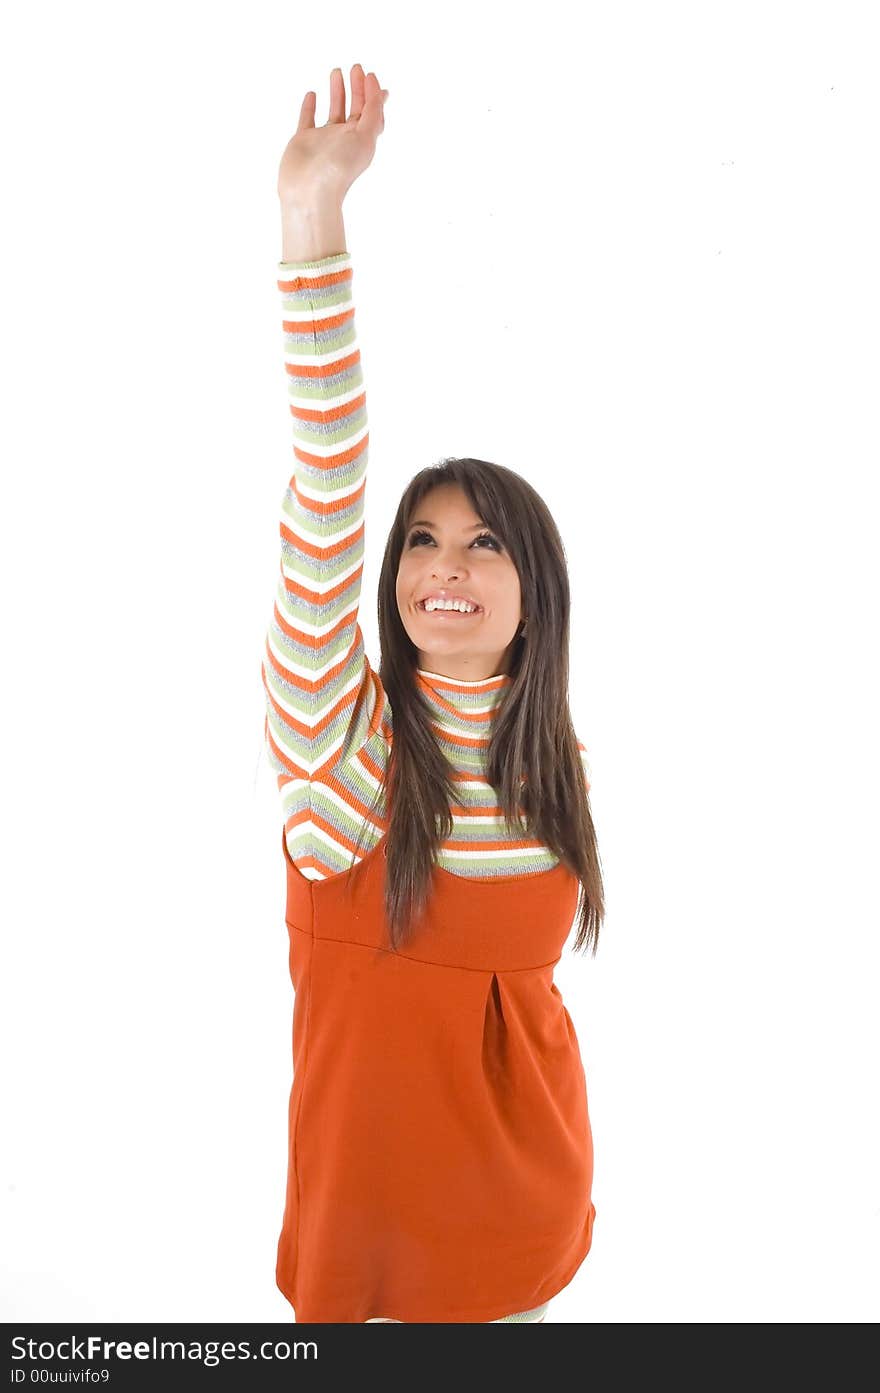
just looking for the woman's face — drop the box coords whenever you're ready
[395,483,523,680]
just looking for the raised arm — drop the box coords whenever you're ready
[262,239,370,783]
[262,66,391,852]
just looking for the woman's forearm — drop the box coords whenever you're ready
[280,199,347,263]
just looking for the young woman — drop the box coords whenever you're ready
[262,63,605,1324]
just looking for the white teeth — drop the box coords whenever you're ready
[422,599,478,613]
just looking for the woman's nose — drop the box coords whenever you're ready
[432,554,466,579]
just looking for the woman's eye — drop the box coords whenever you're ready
[407,529,501,550]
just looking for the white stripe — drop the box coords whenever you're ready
[289,422,369,459]
[286,382,365,411]
[439,844,551,863]
[278,255,351,279]
[283,821,372,875]
[278,785,381,846]
[431,712,496,736]
[281,307,352,326]
[273,572,362,618]
[286,468,364,507]
[290,863,323,882]
[283,342,357,368]
[312,820,371,862]
[280,505,364,552]
[281,822,553,875]
[309,779,382,830]
[351,753,383,798]
[264,643,365,719]
[275,727,347,778]
[278,777,308,812]
[417,667,508,689]
[267,629,361,689]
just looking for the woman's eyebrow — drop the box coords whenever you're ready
[408,519,486,531]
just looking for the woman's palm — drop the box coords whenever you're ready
[278,63,388,202]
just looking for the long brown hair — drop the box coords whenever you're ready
[348,456,605,956]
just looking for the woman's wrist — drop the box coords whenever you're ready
[280,199,347,263]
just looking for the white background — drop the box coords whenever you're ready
[1,0,878,1324]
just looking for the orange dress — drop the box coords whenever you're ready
[275,827,596,1323]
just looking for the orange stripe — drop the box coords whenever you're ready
[422,693,497,727]
[301,685,367,774]
[418,671,511,694]
[286,473,366,529]
[263,653,364,744]
[448,804,506,819]
[264,635,378,746]
[416,673,508,727]
[264,625,346,691]
[271,596,361,657]
[314,801,385,852]
[262,676,315,745]
[286,804,379,860]
[289,388,366,427]
[281,305,355,336]
[279,554,364,610]
[430,722,489,750]
[285,792,382,849]
[264,642,357,720]
[280,509,364,564]
[277,789,545,860]
[442,707,494,727]
[264,722,308,780]
[277,265,353,293]
[284,345,360,384]
[277,757,385,847]
[289,431,368,478]
[285,851,324,877]
[334,779,387,836]
[353,718,392,785]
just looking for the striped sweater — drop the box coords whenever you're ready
[262,252,591,882]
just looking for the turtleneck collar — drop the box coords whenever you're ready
[414,667,512,769]
[416,667,512,701]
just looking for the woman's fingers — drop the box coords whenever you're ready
[292,64,385,145]
[296,89,316,134]
[327,67,345,124]
[279,65,388,205]
[319,64,386,127]
[357,71,386,131]
[349,63,365,122]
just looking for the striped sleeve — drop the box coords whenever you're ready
[262,253,383,799]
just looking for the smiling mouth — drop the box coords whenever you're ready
[416,601,482,616]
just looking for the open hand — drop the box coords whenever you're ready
[278,63,389,204]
